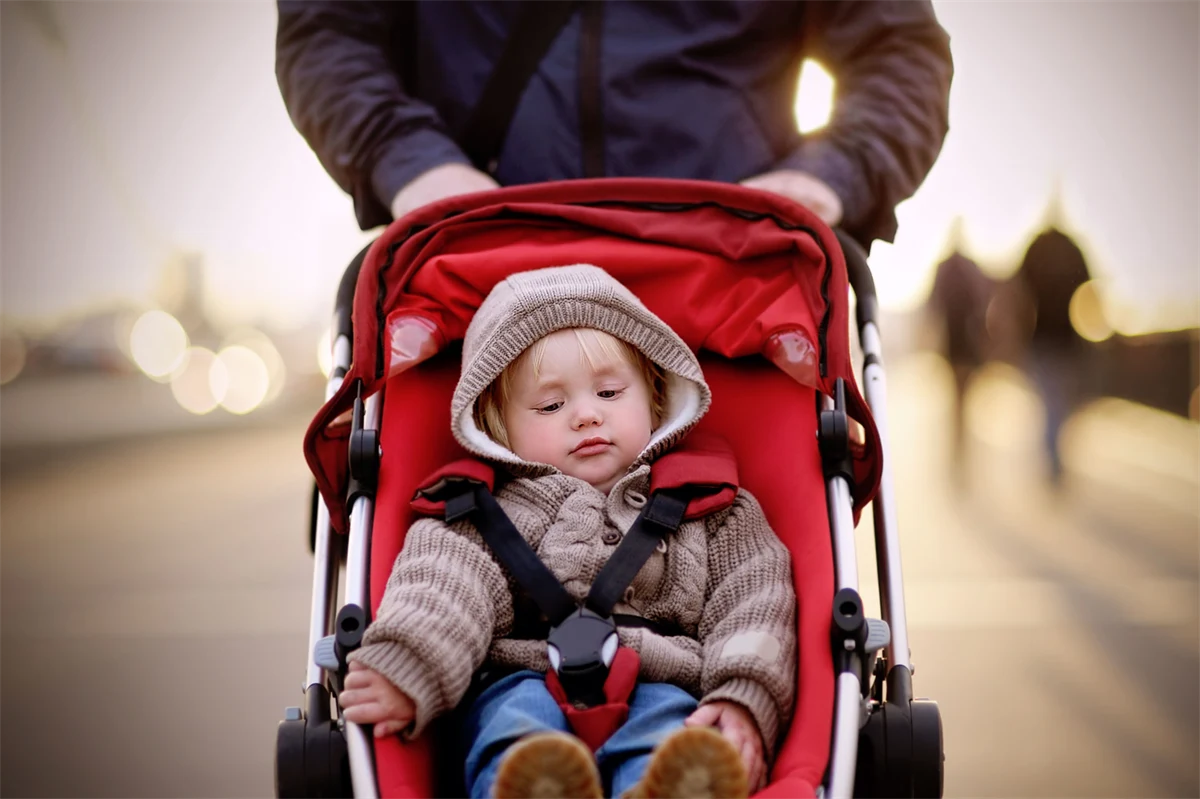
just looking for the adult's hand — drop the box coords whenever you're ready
[390,163,500,221]
[740,169,844,227]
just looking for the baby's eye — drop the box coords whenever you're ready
[597,389,622,399]
[537,402,562,414]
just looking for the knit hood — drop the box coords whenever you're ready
[452,265,711,475]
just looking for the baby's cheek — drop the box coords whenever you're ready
[510,424,559,464]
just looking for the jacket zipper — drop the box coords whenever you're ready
[578,1,605,177]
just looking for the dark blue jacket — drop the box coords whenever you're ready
[276,1,952,244]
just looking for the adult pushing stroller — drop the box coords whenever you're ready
[276,178,943,799]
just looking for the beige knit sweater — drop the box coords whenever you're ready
[352,265,797,747]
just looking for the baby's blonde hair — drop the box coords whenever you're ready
[474,328,667,449]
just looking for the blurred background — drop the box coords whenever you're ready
[1,1,1196,797]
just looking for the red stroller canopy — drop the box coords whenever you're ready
[305,178,881,534]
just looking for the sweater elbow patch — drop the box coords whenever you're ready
[719,631,781,664]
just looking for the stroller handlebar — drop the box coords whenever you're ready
[833,229,879,330]
[334,243,372,346]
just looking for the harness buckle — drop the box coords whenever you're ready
[546,607,619,708]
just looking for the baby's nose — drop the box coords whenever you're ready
[572,405,602,429]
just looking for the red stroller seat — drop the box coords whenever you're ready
[282,178,943,799]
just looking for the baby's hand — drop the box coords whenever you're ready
[685,700,766,791]
[339,661,416,738]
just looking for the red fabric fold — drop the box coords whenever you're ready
[408,459,496,516]
[650,430,739,519]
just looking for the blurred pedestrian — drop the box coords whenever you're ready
[275,1,952,248]
[1012,226,1093,485]
[925,236,994,470]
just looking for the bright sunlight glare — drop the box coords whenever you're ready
[794,59,835,134]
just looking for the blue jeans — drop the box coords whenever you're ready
[462,670,698,799]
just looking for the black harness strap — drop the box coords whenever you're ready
[444,483,689,627]
[585,491,688,617]
[447,484,577,626]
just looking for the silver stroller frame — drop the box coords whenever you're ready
[275,231,944,799]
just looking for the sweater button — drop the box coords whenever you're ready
[602,531,621,545]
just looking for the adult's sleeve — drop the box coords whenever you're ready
[780,1,953,246]
[275,1,471,229]
[348,516,514,738]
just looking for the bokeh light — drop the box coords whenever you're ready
[0,334,28,385]
[169,346,224,415]
[129,310,189,380]
[794,59,834,134]
[1069,280,1114,343]
[221,328,287,405]
[216,345,269,414]
[317,327,332,378]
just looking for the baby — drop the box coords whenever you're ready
[339,265,796,798]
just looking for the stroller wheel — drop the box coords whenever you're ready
[910,699,944,798]
[854,689,944,797]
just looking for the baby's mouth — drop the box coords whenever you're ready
[571,437,611,457]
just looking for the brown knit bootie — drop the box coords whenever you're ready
[492,731,603,799]
[623,726,748,799]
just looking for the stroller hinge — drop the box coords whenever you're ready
[347,380,381,505]
[819,378,855,485]
[831,586,866,676]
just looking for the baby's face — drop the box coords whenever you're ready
[502,329,654,493]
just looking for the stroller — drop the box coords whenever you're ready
[277,178,943,799]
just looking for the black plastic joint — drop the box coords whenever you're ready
[819,378,856,485]
[547,607,618,708]
[346,381,381,505]
[305,682,332,726]
[831,587,866,673]
[334,604,367,669]
[886,663,913,706]
[348,429,380,491]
